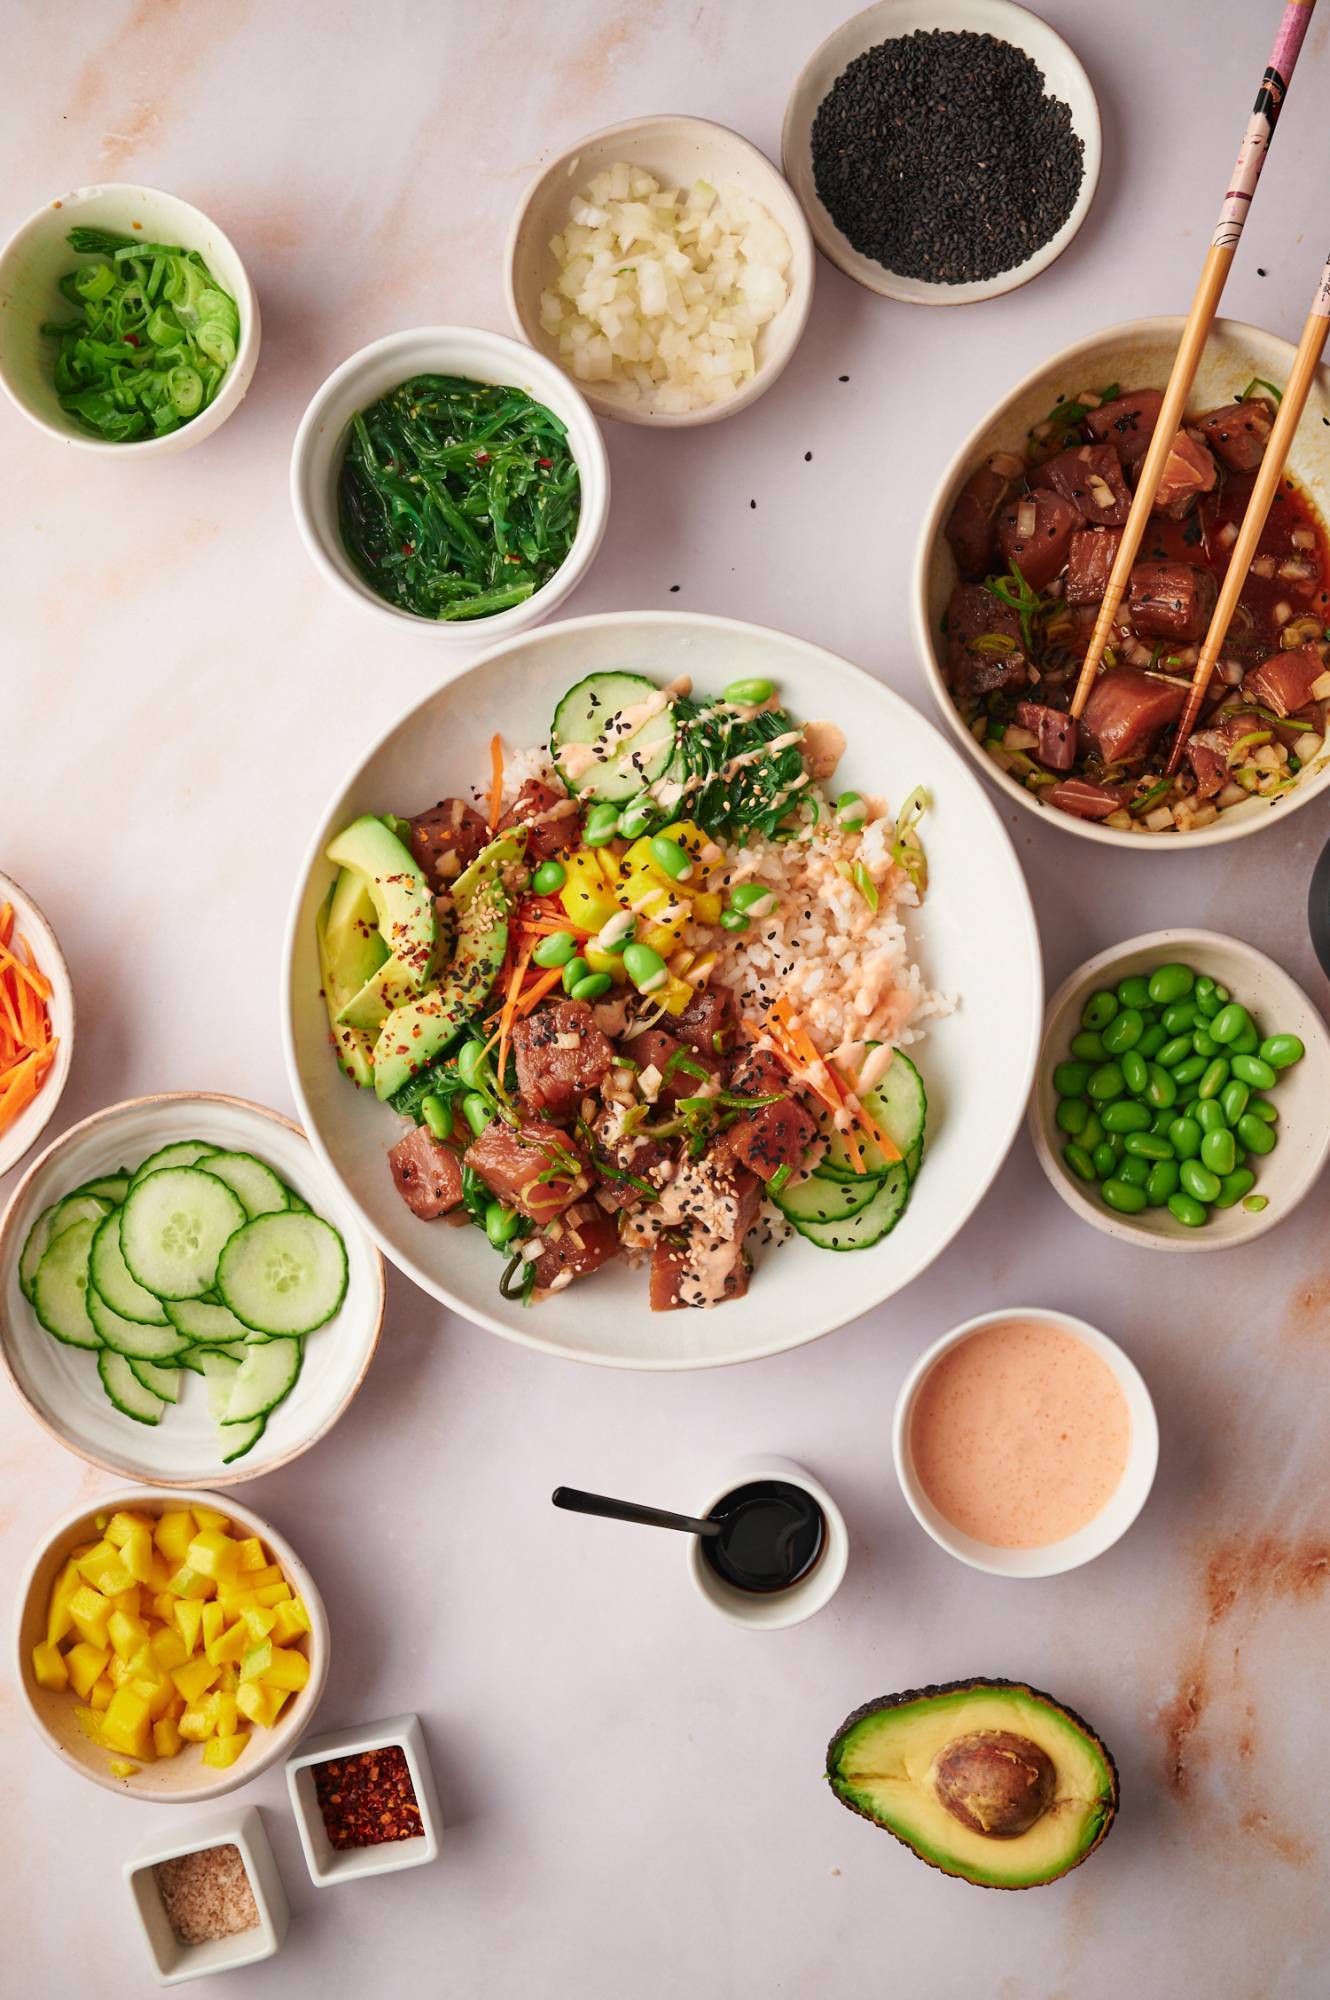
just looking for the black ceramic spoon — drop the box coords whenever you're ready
[552,1486,721,1537]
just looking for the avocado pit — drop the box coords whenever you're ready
[931,1729,1057,1838]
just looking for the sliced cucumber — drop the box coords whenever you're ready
[200,1350,243,1420]
[97,1350,164,1425]
[198,1151,290,1220]
[76,1174,131,1204]
[905,1136,924,1181]
[20,1193,109,1302]
[119,1168,246,1300]
[220,1413,267,1464]
[282,1186,311,1214]
[87,1288,186,1362]
[164,1296,255,1346]
[817,1053,927,1181]
[89,1211,169,1326]
[128,1140,218,1186]
[774,1174,883,1228]
[796,1163,912,1250]
[32,1217,102,1348]
[216,1212,347,1336]
[178,1340,248,1374]
[222,1337,303,1423]
[550,671,678,802]
[127,1357,180,1403]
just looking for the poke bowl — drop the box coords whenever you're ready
[282,610,1041,1370]
[913,317,1330,848]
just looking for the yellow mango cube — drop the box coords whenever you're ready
[108,1587,142,1615]
[191,1507,230,1534]
[559,852,619,932]
[31,1640,68,1691]
[173,1599,205,1653]
[102,1687,152,1758]
[210,1691,239,1738]
[252,1584,291,1609]
[146,1554,173,1593]
[89,1675,115,1712]
[206,1621,249,1668]
[263,1647,310,1693]
[68,1585,111,1651]
[270,1597,311,1645]
[109,1760,139,1779]
[150,1627,189,1672]
[153,1717,182,1758]
[122,1525,155,1585]
[234,1563,283,1591]
[236,1680,282,1728]
[239,1640,272,1685]
[216,1586,261,1615]
[201,1602,226,1648]
[153,1510,195,1565]
[170,1655,220,1704]
[152,1591,177,1625]
[241,1605,278,1642]
[108,1654,132,1688]
[167,1565,212,1602]
[234,1536,267,1573]
[186,1529,240,1581]
[202,1730,250,1769]
[132,1674,175,1722]
[105,1509,154,1548]
[692,890,723,925]
[66,1641,111,1699]
[46,1558,82,1647]
[73,1706,104,1744]
[177,1703,212,1743]
[108,1609,151,1663]
[74,1539,130,1593]
[583,942,629,982]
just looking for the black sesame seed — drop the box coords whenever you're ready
[669,583,680,592]
[804,451,813,462]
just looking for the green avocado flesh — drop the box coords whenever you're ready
[826,1681,1118,1889]
[325,814,435,987]
[316,875,388,1087]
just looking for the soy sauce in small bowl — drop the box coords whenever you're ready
[701,1478,825,1594]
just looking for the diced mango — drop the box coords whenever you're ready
[66,1642,111,1700]
[122,1525,155,1585]
[31,1640,68,1691]
[167,1565,212,1601]
[216,1585,261,1615]
[206,1621,249,1668]
[152,1591,178,1625]
[109,1759,138,1779]
[217,1663,239,1693]
[105,1509,154,1549]
[177,1703,212,1743]
[108,1587,142,1615]
[108,1609,151,1662]
[68,1586,111,1650]
[77,1544,135,1597]
[186,1529,240,1581]
[660,975,696,1017]
[236,1681,283,1728]
[170,1656,220,1704]
[210,1691,239,1738]
[132,1673,175,1722]
[89,1675,115,1712]
[150,1627,189,1672]
[146,1554,173,1593]
[173,1599,204,1652]
[153,1511,195,1565]
[692,891,723,925]
[270,1597,311,1645]
[73,1706,104,1744]
[241,1605,278,1641]
[108,1654,132,1689]
[191,1507,230,1534]
[101,1687,152,1758]
[239,1640,272,1685]
[559,852,619,932]
[252,1584,291,1609]
[46,1559,82,1647]
[153,1716,182,1758]
[263,1647,310,1692]
[202,1730,250,1769]
[201,1602,226,1647]
[234,1536,267,1573]
[233,1562,283,1591]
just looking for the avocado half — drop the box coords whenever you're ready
[826,1679,1118,1889]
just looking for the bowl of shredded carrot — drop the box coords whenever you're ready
[0,874,72,1180]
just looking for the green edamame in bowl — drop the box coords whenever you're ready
[1030,930,1330,1252]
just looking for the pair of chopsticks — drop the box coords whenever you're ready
[1067,0,1326,773]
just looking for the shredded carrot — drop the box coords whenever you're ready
[0,918,56,1137]
[496,943,534,1082]
[515,965,566,1016]
[488,733,505,831]
[764,997,897,1171]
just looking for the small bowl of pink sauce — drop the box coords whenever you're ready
[893,1308,1158,1578]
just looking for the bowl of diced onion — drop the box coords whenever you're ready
[505,115,815,426]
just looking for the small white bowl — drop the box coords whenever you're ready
[286,1712,443,1885]
[0,871,73,1181]
[782,0,1100,306]
[1031,929,1330,1250]
[893,1308,1158,1578]
[16,1485,329,1803]
[914,315,1330,848]
[505,115,815,427]
[687,1456,848,1629]
[0,182,259,454]
[126,1804,288,1985]
[290,325,609,640]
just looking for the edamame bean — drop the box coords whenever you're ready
[618,798,657,840]
[730,882,778,918]
[623,941,669,994]
[1087,1062,1125,1101]
[1137,1024,1169,1059]
[485,1201,521,1249]
[1053,1060,1092,1096]
[1213,1167,1255,1209]
[1229,1021,1260,1054]
[834,792,867,829]
[1260,1033,1304,1069]
[1081,1112,1104,1150]
[1082,989,1119,1031]
[1146,1064,1177,1109]
[1194,985,1221,1019]
[719,909,749,933]
[420,1094,453,1142]
[531,859,567,896]
[1168,1191,1209,1227]
[1091,1142,1116,1179]
[1196,1099,1226,1135]
[1191,1030,1218,1058]
[597,910,636,953]
[1146,1160,1179,1205]
[584,802,622,846]
[1197,1058,1229,1100]
[1237,1112,1276,1156]
[1070,1030,1106,1061]
[458,1041,488,1088]
[562,956,590,992]
[1180,1159,1221,1203]
[1103,1008,1144,1053]
[1243,1194,1269,1213]
[1056,1098,1090,1137]
[571,972,613,1001]
[462,1092,492,1137]
[1244,1096,1278,1124]
[1200,1127,1236,1177]
[1150,1108,1174,1134]
[1161,1001,1199,1034]
[1103,1177,1148,1214]
[1119,1155,1151,1189]
[1195,975,1216,1001]
[533,929,578,969]
[1124,1131,1174,1161]
[1063,1143,1095,1183]
[1149,962,1195,1006]
[1231,1053,1276,1089]
[1116,975,1152,1009]
[724,676,775,705]
[1101,1099,1151,1134]
[650,835,693,882]
[1158,1034,1193,1069]
[1221,1079,1250,1126]
[1121,1050,1150,1096]
[1172,1055,1206,1088]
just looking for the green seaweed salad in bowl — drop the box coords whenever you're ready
[291,326,610,639]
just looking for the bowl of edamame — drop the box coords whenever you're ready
[1030,929,1330,1250]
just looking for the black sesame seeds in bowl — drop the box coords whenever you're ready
[782,0,1101,306]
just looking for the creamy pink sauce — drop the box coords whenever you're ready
[909,1319,1131,1549]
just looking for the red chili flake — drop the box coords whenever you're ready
[475,451,490,464]
[401,543,415,556]
[538,457,553,468]
[312,1745,420,1850]
[123,334,140,346]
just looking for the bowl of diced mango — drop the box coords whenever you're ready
[15,1488,328,1800]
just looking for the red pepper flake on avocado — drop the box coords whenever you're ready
[313,1745,421,1849]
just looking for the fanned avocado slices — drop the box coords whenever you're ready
[826,1679,1118,1889]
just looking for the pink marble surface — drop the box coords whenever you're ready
[3,3,1329,1994]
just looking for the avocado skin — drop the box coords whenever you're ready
[825,1678,1119,1891]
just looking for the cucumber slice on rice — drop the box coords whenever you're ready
[773,1173,883,1229]
[119,1168,246,1300]
[32,1217,102,1349]
[97,1349,165,1425]
[795,1163,912,1250]
[550,672,678,803]
[216,1212,347,1336]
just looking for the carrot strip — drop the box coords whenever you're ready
[515,965,565,1015]
[497,943,534,1081]
[488,733,505,831]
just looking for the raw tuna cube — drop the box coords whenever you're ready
[1152,431,1218,519]
[531,1204,619,1291]
[1242,646,1327,717]
[463,1120,591,1221]
[1086,389,1163,468]
[512,998,613,1120]
[1081,667,1187,764]
[996,489,1083,592]
[1128,561,1215,641]
[1031,443,1130,526]
[1015,701,1077,770]
[1065,528,1122,606]
[944,463,1014,580]
[1195,398,1275,473]
[1048,778,1134,820]
[944,584,1027,696]
[388,1126,464,1219]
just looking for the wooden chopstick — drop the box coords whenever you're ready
[1165,263,1330,772]
[1069,0,1317,722]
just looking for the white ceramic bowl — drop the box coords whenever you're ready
[16,1486,329,1802]
[893,1307,1159,1577]
[0,871,74,1180]
[914,315,1330,848]
[286,1711,443,1886]
[782,0,1100,306]
[290,325,609,641]
[687,1456,849,1629]
[1031,929,1330,1250]
[0,182,259,454]
[282,609,1041,1370]
[0,1092,385,1484]
[505,115,815,427]
[126,1804,289,1985]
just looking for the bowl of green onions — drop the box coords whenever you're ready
[0,182,258,453]
[289,324,609,638]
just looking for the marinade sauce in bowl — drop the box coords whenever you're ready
[701,1478,825,1594]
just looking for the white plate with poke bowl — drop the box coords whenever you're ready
[283,611,1041,1370]
[0,1094,385,1485]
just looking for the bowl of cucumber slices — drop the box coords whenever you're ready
[0,1093,385,1484]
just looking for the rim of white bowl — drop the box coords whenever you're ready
[781,0,1101,306]
[912,313,1330,847]
[503,113,816,427]
[289,324,610,637]
[0,182,260,454]
[0,871,74,1180]
[280,608,1043,1369]
[1029,928,1330,1251]
[892,1307,1159,1577]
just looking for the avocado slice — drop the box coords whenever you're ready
[315,882,384,1088]
[325,813,435,990]
[826,1679,1118,1889]
[371,827,527,1101]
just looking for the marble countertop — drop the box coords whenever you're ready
[3,2,1329,1994]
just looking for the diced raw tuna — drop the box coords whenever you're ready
[531,1204,619,1291]
[1242,646,1327,718]
[1048,779,1134,821]
[1065,528,1122,606]
[1081,667,1187,764]
[649,1236,744,1310]
[996,489,1083,592]
[1128,560,1215,641]
[511,998,613,1120]
[497,778,582,862]
[1185,715,1254,799]
[1086,389,1163,469]
[387,1126,464,1219]
[463,1119,591,1222]
[1031,443,1130,527]
[1195,398,1275,473]
[720,1047,816,1183]
[1152,431,1218,519]
[944,463,1013,580]
[672,985,735,1060]
[944,583,1027,696]
[632,1026,721,1107]
[589,1107,668,1211]
[407,798,490,888]
[1015,700,1077,770]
